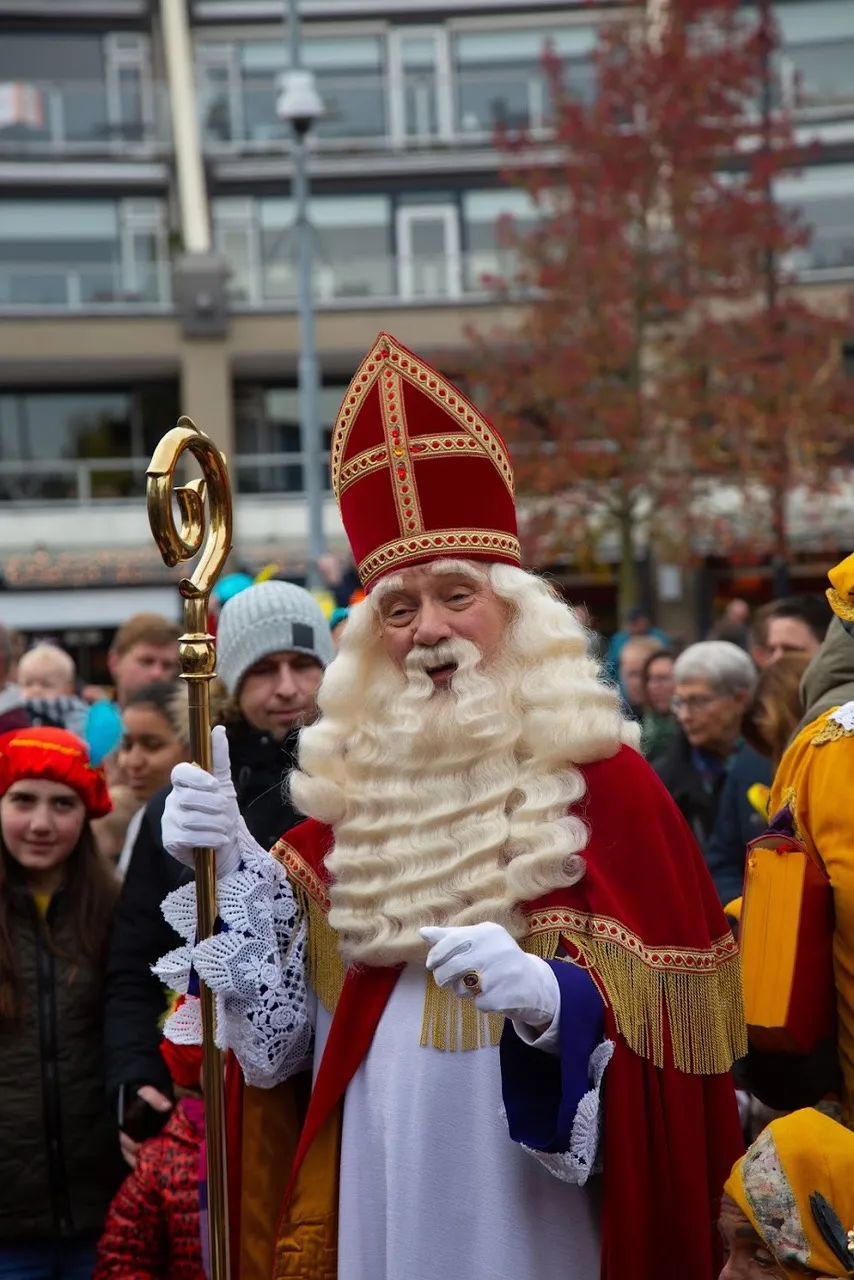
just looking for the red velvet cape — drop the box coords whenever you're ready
[229,745,744,1280]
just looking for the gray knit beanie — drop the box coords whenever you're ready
[217,580,335,695]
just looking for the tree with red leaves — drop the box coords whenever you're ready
[467,0,853,614]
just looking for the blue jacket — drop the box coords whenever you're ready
[703,743,771,906]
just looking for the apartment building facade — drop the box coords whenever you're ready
[0,0,852,657]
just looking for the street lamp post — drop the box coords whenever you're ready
[277,0,325,591]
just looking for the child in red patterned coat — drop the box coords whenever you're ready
[94,1028,206,1280]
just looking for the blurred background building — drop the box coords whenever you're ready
[0,0,852,658]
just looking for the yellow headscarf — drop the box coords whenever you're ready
[827,552,854,624]
[724,1109,854,1278]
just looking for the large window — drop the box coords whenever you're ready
[774,1,854,111]
[462,189,537,291]
[213,194,393,304]
[775,164,854,274]
[0,384,179,502]
[198,36,385,145]
[0,199,169,308]
[234,383,348,494]
[453,26,596,137]
[0,31,155,147]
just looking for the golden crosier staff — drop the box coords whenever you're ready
[147,417,233,1280]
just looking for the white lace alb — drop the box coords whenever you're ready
[155,823,314,1088]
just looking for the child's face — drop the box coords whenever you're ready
[17,660,74,699]
[1,779,86,876]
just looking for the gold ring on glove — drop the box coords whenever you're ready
[461,970,482,997]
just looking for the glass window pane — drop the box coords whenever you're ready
[0,201,119,239]
[773,0,854,44]
[303,37,382,70]
[0,33,103,81]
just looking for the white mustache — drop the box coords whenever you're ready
[405,639,475,675]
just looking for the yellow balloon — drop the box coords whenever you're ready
[311,589,336,619]
[254,562,280,583]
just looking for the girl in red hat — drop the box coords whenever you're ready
[0,726,125,1280]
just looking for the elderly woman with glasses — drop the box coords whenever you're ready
[653,640,757,855]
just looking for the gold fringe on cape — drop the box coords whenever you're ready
[281,839,746,1073]
[526,914,747,1075]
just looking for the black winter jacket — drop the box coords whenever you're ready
[652,728,730,855]
[104,719,303,1101]
[0,877,124,1243]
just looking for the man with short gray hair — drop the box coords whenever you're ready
[654,641,757,854]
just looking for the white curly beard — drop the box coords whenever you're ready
[290,562,633,967]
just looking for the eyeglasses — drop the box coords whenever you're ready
[671,694,719,714]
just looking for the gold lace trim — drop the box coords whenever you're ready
[811,707,854,746]
[827,586,854,623]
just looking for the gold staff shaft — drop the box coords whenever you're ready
[147,418,233,1280]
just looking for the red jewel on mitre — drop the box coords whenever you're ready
[331,332,521,590]
[0,726,112,819]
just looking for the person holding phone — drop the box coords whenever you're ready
[0,726,125,1279]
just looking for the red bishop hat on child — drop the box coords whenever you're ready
[331,332,521,590]
[0,726,112,819]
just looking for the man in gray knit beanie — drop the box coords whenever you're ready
[216,580,334,738]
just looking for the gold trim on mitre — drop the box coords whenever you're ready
[330,333,515,503]
[357,528,522,589]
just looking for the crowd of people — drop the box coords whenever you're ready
[0,330,852,1280]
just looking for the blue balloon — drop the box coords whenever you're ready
[212,573,254,605]
[84,700,123,767]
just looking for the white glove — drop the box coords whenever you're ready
[162,725,242,879]
[421,922,560,1035]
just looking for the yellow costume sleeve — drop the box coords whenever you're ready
[770,708,854,1123]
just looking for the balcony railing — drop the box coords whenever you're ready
[0,454,332,504]
[223,250,522,309]
[0,261,172,311]
[0,79,170,152]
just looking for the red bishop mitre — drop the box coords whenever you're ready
[331,332,521,590]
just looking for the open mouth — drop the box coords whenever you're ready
[426,662,458,682]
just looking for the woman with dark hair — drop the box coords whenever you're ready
[0,726,124,1279]
[741,652,810,772]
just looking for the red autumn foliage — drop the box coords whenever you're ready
[467,0,854,610]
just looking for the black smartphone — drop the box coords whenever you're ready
[117,1085,171,1143]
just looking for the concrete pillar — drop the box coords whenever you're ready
[180,340,234,463]
[160,0,210,255]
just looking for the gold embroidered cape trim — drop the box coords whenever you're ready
[811,706,854,747]
[358,529,521,589]
[827,586,854,624]
[276,843,745,1072]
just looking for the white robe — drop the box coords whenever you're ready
[316,965,601,1280]
[158,839,604,1280]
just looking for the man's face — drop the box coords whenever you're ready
[376,565,508,687]
[619,648,648,707]
[717,1194,787,1278]
[673,675,746,754]
[109,642,179,704]
[764,616,821,666]
[238,650,323,738]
